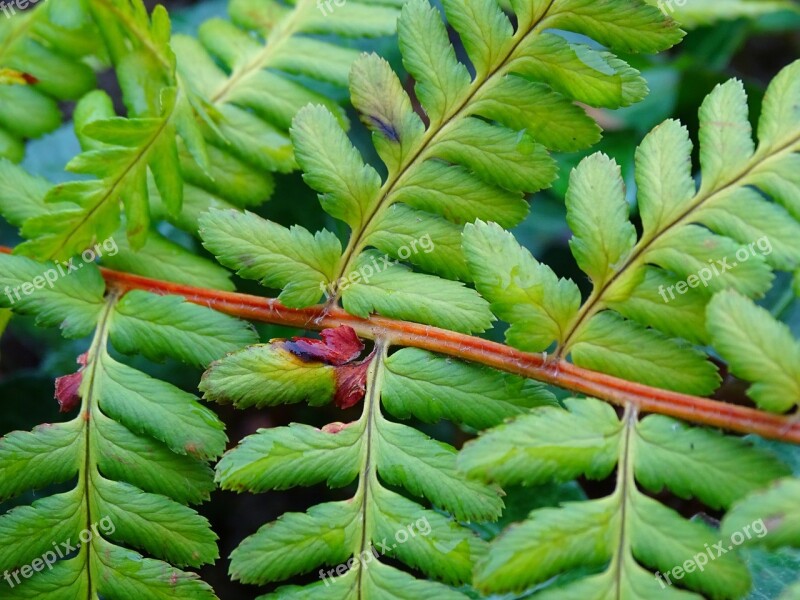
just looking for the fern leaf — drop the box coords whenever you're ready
[463,220,582,352]
[215,422,364,491]
[230,501,361,586]
[96,354,227,459]
[203,328,504,596]
[466,60,800,394]
[175,0,404,170]
[566,153,637,289]
[202,0,681,332]
[0,159,234,290]
[0,252,260,596]
[95,415,216,505]
[108,290,257,366]
[199,343,337,409]
[570,311,721,395]
[458,399,622,486]
[341,251,494,333]
[634,415,792,509]
[0,421,83,500]
[461,398,787,598]
[19,0,400,261]
[199,208,342,308]
[382,347,556,429]
[374,418,503,521]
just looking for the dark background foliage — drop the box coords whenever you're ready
[1,1,799,597]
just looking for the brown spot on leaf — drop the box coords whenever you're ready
[322,421,354,434]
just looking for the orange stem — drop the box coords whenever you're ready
[2,246,798,443]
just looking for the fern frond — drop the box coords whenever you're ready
[201,326,556,597]
[464,60,800,394]
[15,2,203,260]
[0,252,257,597]
[0,2,100,161]
[174,0,405,172]
[20,0,402,261]
[459,398,790,598]
[201,0,682,332]
[0,158,235,290]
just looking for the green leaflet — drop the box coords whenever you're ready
[231,501,360,585]
[91,477,218,568]
[208,334,495,596]
[462,220,581,352]
[607,268,708,345]
[341,251,494,334]
[201,343,337,409]
[570,311,721,395]
[199,208,342,307]
[462,398,786,597]
[566,153,637,289]
[198,0,681,333]
[89,539,216,600]
[95,354,227,460]
[291,104,383,231]
[472,497,620,592]
[0,421,83,501]
[706,291,800,413]
[635,416,791,509]
[374,417,504,522]
[723,478,800,550]
[0,159,51,227]
[469,62,800,392]
[458,399,622,486]
[109,290,257,367]
[0,253,105,338]
[368,204,470,281]
[382,348,556,430]
[0,285,234,596]
[94,414,216,506]
[216,422,364,492]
